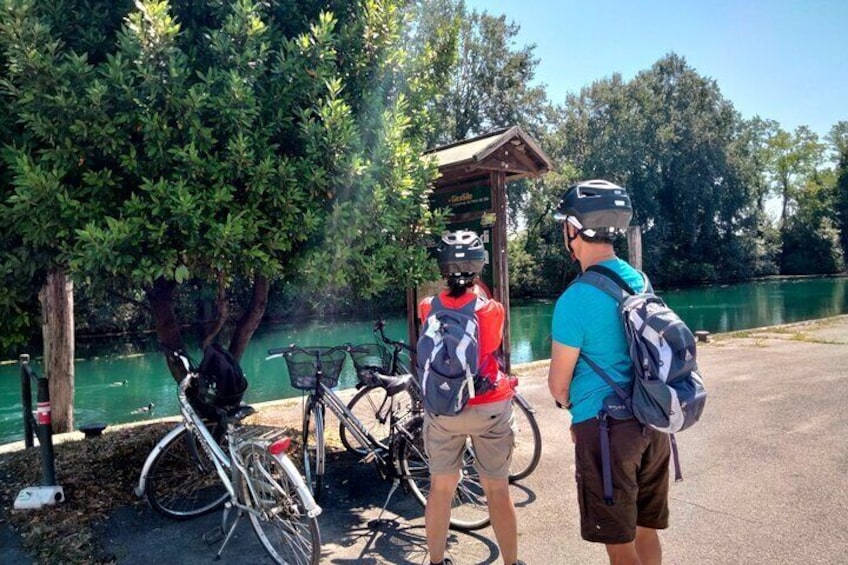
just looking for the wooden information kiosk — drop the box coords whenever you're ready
[407,126,552,373]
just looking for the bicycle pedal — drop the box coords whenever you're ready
[202,526,224,545]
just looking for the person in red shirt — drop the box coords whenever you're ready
[418,230,524,565]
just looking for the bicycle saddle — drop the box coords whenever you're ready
[221,404,256,423]
[374,373,412,397]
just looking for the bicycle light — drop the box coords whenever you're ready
[268,437,292,455]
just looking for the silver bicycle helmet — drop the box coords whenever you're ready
[435,230,488,284]
[554,179,632,238]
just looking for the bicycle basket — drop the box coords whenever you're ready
[283,347,347,390]
[350,343,392,387]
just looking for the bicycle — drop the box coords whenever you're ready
[342,320,542,482]
[267,343,491,531]
[134,348,322,564]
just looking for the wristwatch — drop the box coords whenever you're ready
[555,400,572,410]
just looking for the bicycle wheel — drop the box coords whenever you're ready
[341,386,414,455]
[146,424,228,520]
[509,395,542,482]
[239,442,321,565]
[302,400,325,502]
[398,416,491,531]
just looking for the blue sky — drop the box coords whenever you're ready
[464,0,847,139]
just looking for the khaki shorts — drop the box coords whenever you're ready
[572,417,670,544]
[423,400,514,479]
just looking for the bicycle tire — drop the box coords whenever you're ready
[302,400,325,502]
[146,424,228,520]
[339,386,390,455]
[398,416,491,531]
[340,386,416,456]
[239,442,321,565]
[509,395,542,482]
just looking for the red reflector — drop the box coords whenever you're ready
[268,437,291,455]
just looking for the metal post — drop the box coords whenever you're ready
[20,354,34,448]
[35,375,57,486]
[13,355,64,509]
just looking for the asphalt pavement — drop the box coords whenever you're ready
[4,315,848,564]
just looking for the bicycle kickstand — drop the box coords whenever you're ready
[213,504,243,560]
[370,478,401,528]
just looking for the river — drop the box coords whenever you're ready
[1,275,845,444]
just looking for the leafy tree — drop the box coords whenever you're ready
[1,0,447,426]
[542,54,761,286]
[416,0,549,147]
[780,170,843,274]
[762,124,824,227]
[0,0,132,429]
[829,121,848,264]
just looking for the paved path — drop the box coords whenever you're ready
[7,315,848,564]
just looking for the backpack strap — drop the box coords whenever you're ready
[581,264,653,297]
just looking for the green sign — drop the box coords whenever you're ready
[430,182,492,217]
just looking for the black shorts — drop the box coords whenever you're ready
[572,417,670,544]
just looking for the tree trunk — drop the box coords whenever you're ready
[201,271,229,350]
[229,275,270,361]
[146,277,186,383]
[39,268,74,434]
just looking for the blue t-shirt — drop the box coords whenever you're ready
[551,258,645,424]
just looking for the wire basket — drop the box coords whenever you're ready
[350,343,392,387]
[283,347,348,390]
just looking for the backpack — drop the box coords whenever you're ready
[190,343,249,420]
[576,264,707,502]
[415,295,493,416]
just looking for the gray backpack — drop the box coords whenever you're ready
[416,295,490,416]
[576,264,707,503]
[577,265,707,433]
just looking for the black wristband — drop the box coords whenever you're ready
[555,400,572,410]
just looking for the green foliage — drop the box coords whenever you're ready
[412,0,550,148]
[830,121,848,262]
[0,0,445,352]
[541,54,765,286]
[781,172,844,274]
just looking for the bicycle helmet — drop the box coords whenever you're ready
[554,179,632,239]
[435,230,488,285]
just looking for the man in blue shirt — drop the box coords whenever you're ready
[548,180,671,565]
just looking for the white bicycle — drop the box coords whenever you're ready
[134,348,322,564]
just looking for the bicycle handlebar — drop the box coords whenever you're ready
[266,343,370,360]
[373,321,415,354]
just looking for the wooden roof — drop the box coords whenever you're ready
[424,126,553,185]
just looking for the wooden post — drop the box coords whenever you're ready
[39,268,75,434]
[490,171,512,374]
[626,226,643,271]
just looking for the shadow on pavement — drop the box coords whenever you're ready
[98,446,516,564]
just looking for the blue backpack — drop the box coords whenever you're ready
[577,265,707,503]
[415,295,492,416]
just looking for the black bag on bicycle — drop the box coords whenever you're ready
[189,343,248,420]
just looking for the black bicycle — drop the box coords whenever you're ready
[267,343,491,531]
[342,320,542,482]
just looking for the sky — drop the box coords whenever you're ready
[463,0,847,139]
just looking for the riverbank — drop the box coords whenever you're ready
[2,314,848,564]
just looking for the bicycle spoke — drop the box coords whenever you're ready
[146,425,228,520]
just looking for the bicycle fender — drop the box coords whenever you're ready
[273,452,323,518]
[134,423,187,498]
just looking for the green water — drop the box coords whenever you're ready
[2,276,846,444]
